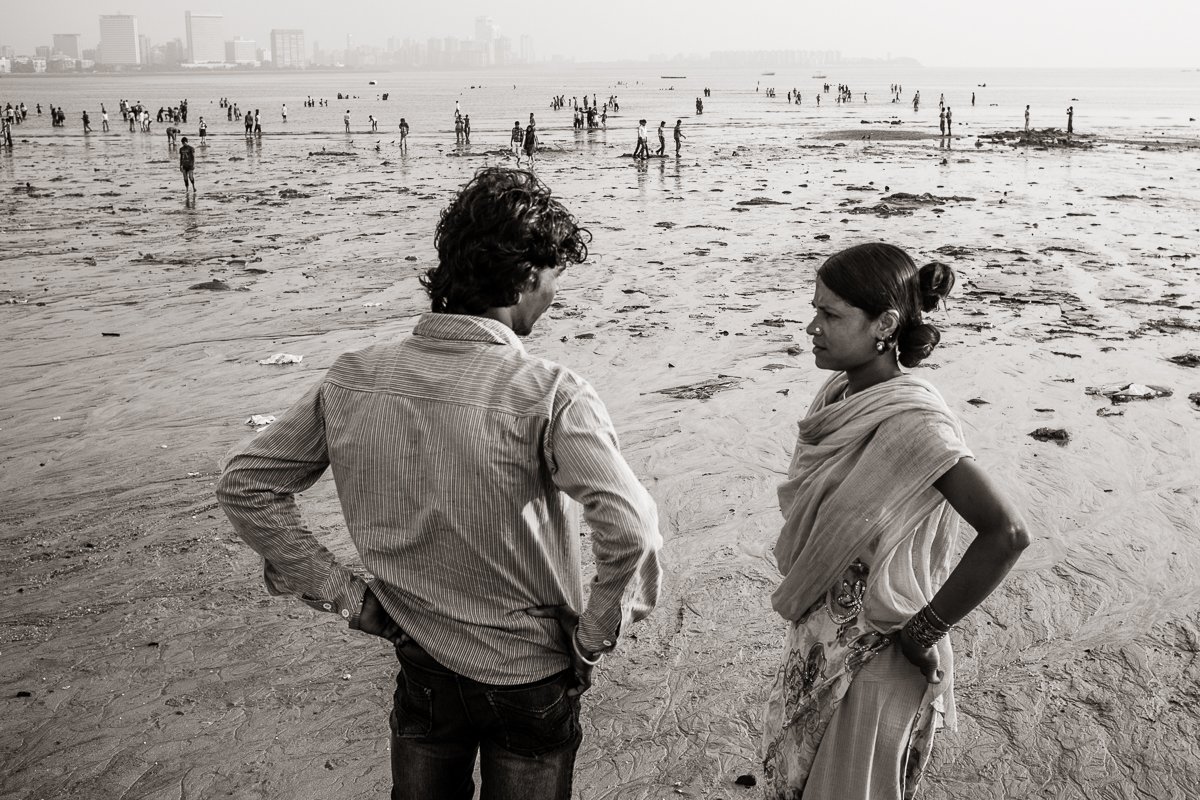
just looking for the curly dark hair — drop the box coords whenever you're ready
[421,168,591,314]
[818,242,956,368]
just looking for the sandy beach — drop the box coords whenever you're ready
[2,78,1200,800]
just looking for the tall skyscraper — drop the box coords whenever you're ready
[475,16,497,65]
[269,29,305,69]
[98,14,140,66]
[225,38,256,65]
[52,34,81,59]
[475,16,496,45]
[185,12,225,64]
[520,35,535,64]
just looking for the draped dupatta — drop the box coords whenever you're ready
[772,372,970,623]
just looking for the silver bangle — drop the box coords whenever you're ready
[572,630,602,666]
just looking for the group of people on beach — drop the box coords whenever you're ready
[631,118,686,159]
[214,162,1031,800]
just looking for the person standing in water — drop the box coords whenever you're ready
[673,119,685,155]
[179,136,196,193]
[399,118,410,153]
[1066,106,1074,138]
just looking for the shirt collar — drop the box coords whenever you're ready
[413,312,526,352]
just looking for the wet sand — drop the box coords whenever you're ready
[2,117,1200,799]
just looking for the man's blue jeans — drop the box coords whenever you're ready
[390,640,582,800]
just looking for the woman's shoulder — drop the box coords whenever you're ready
[877,389,969,459]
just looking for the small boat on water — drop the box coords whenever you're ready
[661,75,687,79]
[812,73,827,79]
[368,80,377,85]
[761,71,775,76]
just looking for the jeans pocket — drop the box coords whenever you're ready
[390,666,434,739]
[486,673,579,757]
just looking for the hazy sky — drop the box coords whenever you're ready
[5,1,1197,67]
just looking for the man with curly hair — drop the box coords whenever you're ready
[216,167,662,799]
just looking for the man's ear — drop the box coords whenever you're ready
[522,268,542,292]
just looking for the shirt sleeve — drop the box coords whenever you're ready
[546,382,663,656]
[215,377,368,628]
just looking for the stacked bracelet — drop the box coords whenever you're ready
[903,604,953,649]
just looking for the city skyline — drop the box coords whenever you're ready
[0,10,540,70]
[0,1,1197,68]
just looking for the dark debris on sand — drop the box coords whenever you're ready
[653,376,743,401]
[978,128,1096,149]
[1029,427,1070,446]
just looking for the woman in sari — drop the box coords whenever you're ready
[761,242,1031,799]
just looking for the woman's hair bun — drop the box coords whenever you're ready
[896,323,941,368]
[917,261,955,312]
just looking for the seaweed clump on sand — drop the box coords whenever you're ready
[977,128,1095,149]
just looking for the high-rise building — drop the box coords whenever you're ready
[159,39,185,66]
[139,35,152,66]
[269,29,305,68]
[35,46,51,59]
[519,35,535,64]
[52,34,80,59]
[475,16,497,65]
[185,12,225,64]
[494,36,513,66]
[99,15,140,65]
[475,16,496,45]
[225,38,256,65]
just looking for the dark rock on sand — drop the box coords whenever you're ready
[1029,428,1070,445]
[1167,353,1200,368]
[735,197,788,206]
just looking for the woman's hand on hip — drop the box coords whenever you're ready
[899,627,943,684]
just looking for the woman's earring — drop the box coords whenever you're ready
[875,339,887,353]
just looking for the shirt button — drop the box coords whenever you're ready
[322,603,332,610]
[341,609,350,618]
[603,640,613,647]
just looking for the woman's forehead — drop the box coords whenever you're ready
[812,278,850,309]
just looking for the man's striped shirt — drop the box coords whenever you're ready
[216,313,662,684]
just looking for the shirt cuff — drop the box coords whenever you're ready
[300,575,368,628]
[576,615,619,657]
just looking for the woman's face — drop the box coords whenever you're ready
[806,278,880,372]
